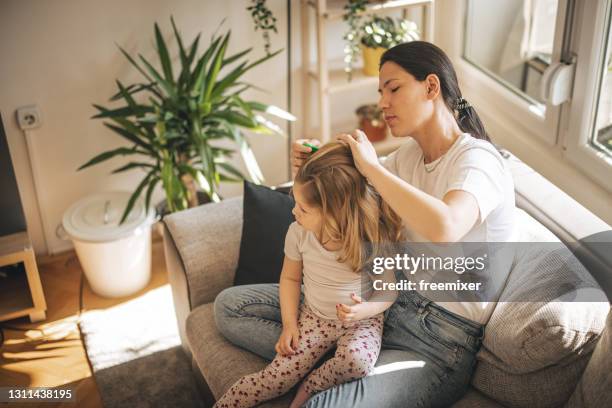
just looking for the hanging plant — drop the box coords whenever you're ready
[342,0,369,81]
[248,0,278,55]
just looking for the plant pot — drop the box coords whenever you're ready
[356,104,387,142]
[361,45,387,76]
[155,191,212,220]
[360,119,387,142]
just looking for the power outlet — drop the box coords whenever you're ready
[16,105,42,130]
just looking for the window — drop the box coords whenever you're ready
[464,0,559,113]
[563,0,612,190]
[593,18,612,157]
[442,0,612,193]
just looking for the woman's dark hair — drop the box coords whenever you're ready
[380,41,490,142]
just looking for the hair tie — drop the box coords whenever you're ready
[454,97,471,111]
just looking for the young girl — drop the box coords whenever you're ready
[214,142,403,408]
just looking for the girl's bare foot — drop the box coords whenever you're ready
[289,382,311,408]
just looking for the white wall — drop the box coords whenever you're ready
[0,0,300,255]
[7,0,605,258]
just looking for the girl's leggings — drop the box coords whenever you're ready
[214,304,384,408]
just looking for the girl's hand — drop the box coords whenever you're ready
[336,130,381,179]
[291,138,321,178]
[336,293,369,322]
[275,324,300,356]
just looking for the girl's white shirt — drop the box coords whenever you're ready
[284,222,373,321]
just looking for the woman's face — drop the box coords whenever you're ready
[378,61,432,137]
[291,182,323,234]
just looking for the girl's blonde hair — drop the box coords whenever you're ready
[295,142,404,272]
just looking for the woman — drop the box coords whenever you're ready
[215,41,516,407]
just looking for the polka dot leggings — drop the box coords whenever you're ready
[214,305,384,408]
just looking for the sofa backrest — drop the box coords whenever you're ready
[505,151,612,299]
[471,205,610,407]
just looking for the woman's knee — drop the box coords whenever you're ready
[213,286,245,337]
[214,286,241,317]
[213,284,282,337]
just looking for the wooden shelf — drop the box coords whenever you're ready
[306,119,406,155]
[0,263,35,319]
[300,0,434,142]
[0,231,30,257]
[0,232,47,323]
[310,0,434,21]
[309,62,380,94]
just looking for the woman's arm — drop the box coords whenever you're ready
[367,164,479,242]
[337,133,479,243]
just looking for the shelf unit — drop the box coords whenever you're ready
[300,0,434,153]
[0,232,47,323]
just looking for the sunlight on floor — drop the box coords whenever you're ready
[1,237,168,399]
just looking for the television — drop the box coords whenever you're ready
[0,113,27,236]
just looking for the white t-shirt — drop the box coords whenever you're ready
[284,222,372,320]
[382,133,517,323]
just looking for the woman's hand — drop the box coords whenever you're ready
[291,138,321,179]
[336,293,371,322]
[275,324,300,356]
[336,130,381,179]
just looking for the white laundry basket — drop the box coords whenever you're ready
[62,192,157,298]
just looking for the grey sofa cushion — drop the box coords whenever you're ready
[452,388,506,408]
[186,303,293,407]
[472,210,609,408]
[164,197,243,307]
[565,307,612,407]
[473,353,592,408]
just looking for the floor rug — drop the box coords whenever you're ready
[79,285,202,407]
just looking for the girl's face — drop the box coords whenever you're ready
[291,182,323,234]
[378,61,433,137]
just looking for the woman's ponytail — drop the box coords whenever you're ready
[454,98,490,142]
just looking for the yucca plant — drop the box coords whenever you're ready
[78,18,294,223]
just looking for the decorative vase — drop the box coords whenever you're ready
[361,45,386,76]
[356,104,387,142]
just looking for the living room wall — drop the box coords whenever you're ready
[0,0,302,255]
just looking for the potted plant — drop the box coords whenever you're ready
[355,104,386,142]
[78,18,294,224]
[247,0,278,55]
[360,16,419,76]
[342,0,369,80]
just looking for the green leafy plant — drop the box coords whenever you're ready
[248,0,278,55]
[343,0,369,80]
[78,18,294,223]
[360,16,419,49]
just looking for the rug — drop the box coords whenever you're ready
[79,285,203,407]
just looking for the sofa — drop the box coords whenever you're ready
[162,152,611,408]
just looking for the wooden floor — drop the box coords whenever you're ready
[0,228,169,407]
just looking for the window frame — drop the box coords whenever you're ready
[439,0,612,197]
[560,0,612,191]
[449,0,570,147]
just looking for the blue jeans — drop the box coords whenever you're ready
[214,284,484,408]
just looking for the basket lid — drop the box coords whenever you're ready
[62,191,156,243]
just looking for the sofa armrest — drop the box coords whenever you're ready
[163,196,243,309]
